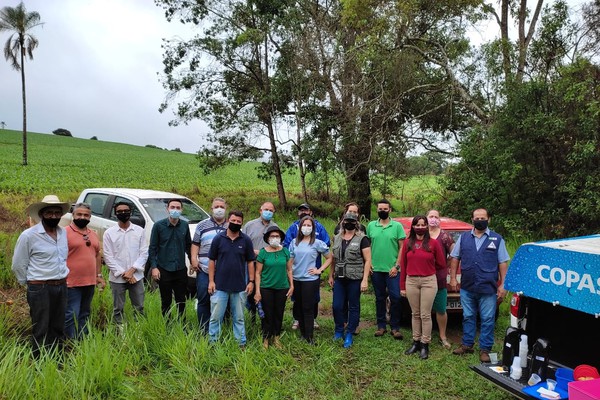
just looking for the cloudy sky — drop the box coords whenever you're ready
[1,0,207,154]
[1,0,587,155]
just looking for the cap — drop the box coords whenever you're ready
[343,212,358,221]
[297,203,311,211]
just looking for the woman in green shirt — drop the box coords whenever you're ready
[254,226,294,349]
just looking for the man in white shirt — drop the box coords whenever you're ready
[12,195,70,357]
[103,201,149,325]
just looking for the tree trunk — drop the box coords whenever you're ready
[346,161,372,220]
[294,106,308,203]
[20,44,28,166]
[266,121,287,209]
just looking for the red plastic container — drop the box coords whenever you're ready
[569,379,600,400]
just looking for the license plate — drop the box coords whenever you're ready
[448,299,462,309]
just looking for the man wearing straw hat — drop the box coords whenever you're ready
[12,195,71,356]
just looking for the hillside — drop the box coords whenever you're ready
[0,129,303,222]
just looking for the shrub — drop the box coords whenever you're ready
[52,128,72,137]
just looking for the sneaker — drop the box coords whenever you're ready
[453,344,475,355]
[391,329,403,340]
[479,350,491,363]
[313,320,320,329]
[291,320,299,330]
[374,328,387,337]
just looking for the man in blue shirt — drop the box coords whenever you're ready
[449,208,510,363]
[283,203,330,329]
[149,199,192,320]
[207,211,255,347]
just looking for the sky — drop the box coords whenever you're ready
[0,0,208,154]
[0,0,587,155]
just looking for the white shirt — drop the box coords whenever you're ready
[12,223,69,285]
[103,223,149,283]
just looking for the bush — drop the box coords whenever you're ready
[90,136,98,140]
[52,128,72,137]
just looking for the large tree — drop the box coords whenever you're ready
[0,2,42,166]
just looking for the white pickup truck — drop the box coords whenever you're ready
[60,188,210,284]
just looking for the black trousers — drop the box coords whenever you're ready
[157,268,187,319]
[293,279,320,341]
[260,287,288,339]
[27,282,67,357]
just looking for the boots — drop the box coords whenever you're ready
[420,343,429,360]
[343,332,354,348]
[405,341,421,355]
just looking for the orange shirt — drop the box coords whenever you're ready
[66,224,100,287]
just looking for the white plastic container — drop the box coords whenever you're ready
[519,334,529,368]
[511,356,523,380]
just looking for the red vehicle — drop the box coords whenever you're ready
[394,216,473,314]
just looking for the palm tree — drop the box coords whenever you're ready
[0,2,42,166]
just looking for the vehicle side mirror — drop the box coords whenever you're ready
[130,215,145,228]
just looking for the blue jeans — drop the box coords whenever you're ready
[65,285,95,339]
[208,290,247,345]
[332,278,361,335]
[460,289,496,351]
[196,271,210,334]
[372,271,401,330]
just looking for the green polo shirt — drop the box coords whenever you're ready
[367,219,405,273]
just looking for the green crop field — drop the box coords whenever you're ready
[0,129,513,399]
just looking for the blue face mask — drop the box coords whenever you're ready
[169,209,182,219]
[261,210,274,221]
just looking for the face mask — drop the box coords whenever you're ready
[261,210,274,221]
[301,226,312,236]
[169,209,182,219]
[269,238,281,247]
[229,222,242,233]
[116,212,131,223]
[473,219,488,231]
[428,217,440,227]
[377,210,389,220]
[213,208,226,219]
[343,222,356,231]
[414,227,428,235]
[42,217,61,228]
[73,219,90,229]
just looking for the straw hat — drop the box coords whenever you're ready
[26,195,70,222]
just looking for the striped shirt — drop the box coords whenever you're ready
[192,217,228,274]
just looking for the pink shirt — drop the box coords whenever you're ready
[66,225,100,287]
[400,238,446,290]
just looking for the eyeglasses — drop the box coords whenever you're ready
[115,210,131,215]
[83,234,91,247]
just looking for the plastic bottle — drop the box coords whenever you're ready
[519,334,529,368]
[510,356,523,380]
[257,301,265,319]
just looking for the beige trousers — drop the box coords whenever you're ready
[406,275,438,344]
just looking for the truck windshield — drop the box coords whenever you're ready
[139,198,209,224]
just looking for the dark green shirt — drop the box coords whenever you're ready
[256,247,290,289]
[149,218,191,271]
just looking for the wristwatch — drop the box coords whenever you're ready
[395,265,400,271]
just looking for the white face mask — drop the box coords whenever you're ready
[268,238,281,247]
[301,226,313,236]
[212,207,226,219]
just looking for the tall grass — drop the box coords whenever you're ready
[0,287,513,400]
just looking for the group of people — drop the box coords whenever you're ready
[12,194,509,362]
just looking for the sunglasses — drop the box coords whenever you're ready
[83,234,91,247]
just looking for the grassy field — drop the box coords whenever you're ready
[0,129,515,399]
